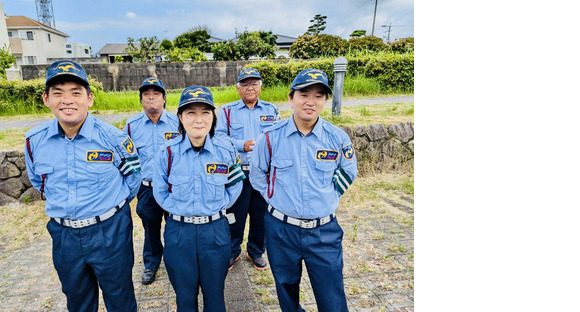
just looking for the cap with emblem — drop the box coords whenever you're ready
[139,77,165,94]
[237,68,262,82]
[178,86,215,109]
[45,60,89,87]
[290,68,332,95]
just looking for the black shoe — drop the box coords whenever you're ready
[142,268,158,285]
[228,255,240,271]
[247,254,268,271]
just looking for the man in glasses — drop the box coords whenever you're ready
[216,68,280,271]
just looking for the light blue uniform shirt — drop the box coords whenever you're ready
[24,113,142,219]
[216,99,280,165]
[249,116,358,219]
[153,134,243,217]
[123,110,180,181]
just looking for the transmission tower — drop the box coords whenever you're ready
[35,0,55,28]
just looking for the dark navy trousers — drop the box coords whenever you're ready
[46,201,137,312]
[163,215,231,312]
[136,184,167,271]
[226,171,267,259]
[265,212,349,312]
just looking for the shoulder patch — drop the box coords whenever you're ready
[316,149,339,161]
[87,150,113,162]
[235,153,242,164]
[342,144,354,160]
[122,136,136,154]
[206,163,229,175]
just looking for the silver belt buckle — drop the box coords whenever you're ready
[300,220,317,229]
[241,165,250,171]
[69,218,96,228]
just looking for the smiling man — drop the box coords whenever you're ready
[124,77,179,285]
[216,68,280,271]
[24,60,141,311]
[250,68,358,312]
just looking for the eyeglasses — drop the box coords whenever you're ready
[239,81,261,88]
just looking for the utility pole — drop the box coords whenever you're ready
[371,0,378,36]
[386,22,392,42]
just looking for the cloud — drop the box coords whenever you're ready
[126,12,137,19]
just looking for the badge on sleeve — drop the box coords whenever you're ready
[342,144,354,160]
[122,136,136,155]
[206,163,229,175]
[316,149,339,161]
[235,153,242,164]
[86,151,113,162]
[165,132,180,140]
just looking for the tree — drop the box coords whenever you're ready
[173,28,212,52]
[350,30,366,38]
[160,39,173,51]
[306,14,327,35]
[236,31,276,60]
[348,36,388,52]
[124,36,161,63]
[289,34,347,59]
[0,44,16,79]
[164,47,207,62]
[211,40,241,61]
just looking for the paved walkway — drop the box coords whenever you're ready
[0,187,414,312]
[0,96,413,130]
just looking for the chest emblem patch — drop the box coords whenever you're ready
[86,151,113,162]
[316,149,339,161]
[165,132,180,140]
[260,115,275,122]
[206,163,229,175]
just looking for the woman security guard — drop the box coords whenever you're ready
[152,86,245,311]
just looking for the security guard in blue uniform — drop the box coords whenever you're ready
[24,60,141,312]
[124,77,179,285]
[216,68,280,270]
[153,86,245,312]
[250,69,358,312]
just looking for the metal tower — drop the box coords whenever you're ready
[35,0,55,28]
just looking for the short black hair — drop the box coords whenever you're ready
[45,76,91,95]
[177,103,217,138]
[139,86,166,101]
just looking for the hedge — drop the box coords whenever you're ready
[0,77,104,114]
[247,53,414,92]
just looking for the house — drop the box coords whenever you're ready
[5,15,69,66]
[0,3,9,50]
[274,34,296,50]
[65,42,93,58]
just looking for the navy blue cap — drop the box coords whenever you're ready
[237,68,262,82]
[139,77,165,94]
[178,86,215,109]
[45,60,89,87]
[290,68,332,95]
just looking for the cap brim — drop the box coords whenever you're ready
[237,75,262,82]
[291,82,332,95]
[46,73,89,87]
[178,99,215,109]
[139,85,165,93]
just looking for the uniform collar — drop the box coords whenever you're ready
[285,115,323,139]
[47,112,94,141]
[144,110,168,124]
[180,133,215,155]
[234,99,261,110]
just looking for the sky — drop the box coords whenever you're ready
[2,0,413,54]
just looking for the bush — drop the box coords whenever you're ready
[289,34,347,59]
[348,36,388,53]
[248,53,414,92]
[0,76,104,115]
[389,37,414,53]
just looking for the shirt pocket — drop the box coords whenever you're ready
[34,163,55,194]
[204,174,227,204]
[85,163,119,192]
[314,161,337,186]
[168,174,192,204]
[271,159,293,187]
[230,122,244,139]
[135,141,148,160]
